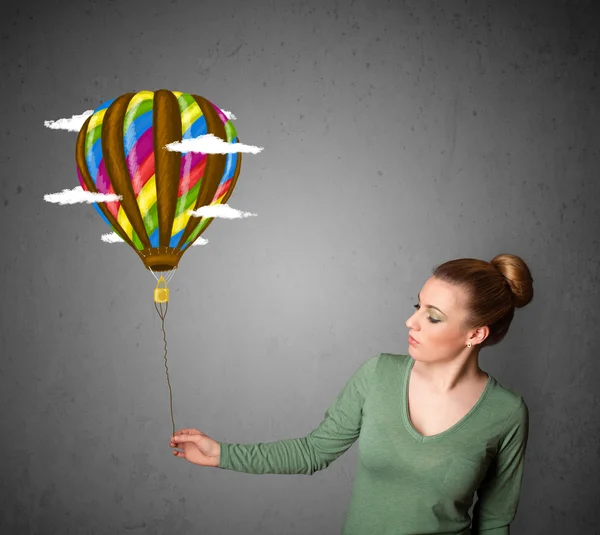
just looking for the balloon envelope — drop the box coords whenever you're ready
[75,90,242,271]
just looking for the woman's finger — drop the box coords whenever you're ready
[174,428,200,435]
[171,434,199,443]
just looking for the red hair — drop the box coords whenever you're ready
[432,254,534,348]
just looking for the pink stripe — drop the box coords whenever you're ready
[94,160,120,217]
[126,128,154,189]
[211,103,227,124]
[95,160,114,195]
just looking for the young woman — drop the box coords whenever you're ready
[169,253,533,534]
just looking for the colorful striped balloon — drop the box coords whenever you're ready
[75,89,242,272]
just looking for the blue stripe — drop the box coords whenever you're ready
[220,152,235,184]
[86,138,103,183]
[149,228,160,247]
[183,115,207,139]
[170,229,184,248]
[94,99,114,113]
[123,110,153,157]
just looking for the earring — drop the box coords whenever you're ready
[467,341,472,348]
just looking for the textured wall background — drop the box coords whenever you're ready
[1,0,599,533]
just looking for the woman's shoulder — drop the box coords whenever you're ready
[487,373,528,409]
[353,352,410,376]
[482,374,529,434]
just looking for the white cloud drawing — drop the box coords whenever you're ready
[44,110,94,132]
[44,186,122,205]
[191,237,209,246]
[101,233,124,243]
[165,133,263,154]
[188,203,257,219]
[44,107,236,132]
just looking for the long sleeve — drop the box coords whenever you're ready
[471,397,530,534]
[218,355,378,475]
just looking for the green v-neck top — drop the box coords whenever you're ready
[218,353,529,534]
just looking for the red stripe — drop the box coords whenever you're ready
[131,152,155,195]
[107,200,120,218]
[178,156,207,196]
[212,178,232,201]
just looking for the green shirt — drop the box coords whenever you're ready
[218,353,529,534]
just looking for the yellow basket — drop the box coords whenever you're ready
[154,276,169,303]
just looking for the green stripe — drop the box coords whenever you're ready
[85,124,103,153]
[123,97,153,133]
[224,120,237,142]
[173,180,201,219]
[185,217,210,246]
[142,203,159,237]
[177,93,196,114]
[132,229,144,250]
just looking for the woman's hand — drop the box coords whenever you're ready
[169,428,221,467]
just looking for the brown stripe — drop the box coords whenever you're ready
[153,89,182,248]
[190,140,243,239]
[176,95,227,248]
[75,115,141,255]
[102,92,151,249]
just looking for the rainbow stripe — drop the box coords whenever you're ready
[83,97,143,249]
[182,103,238,250]
[169,92,209,247]
[123,91,157,247]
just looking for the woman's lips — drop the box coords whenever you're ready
[408,335,419,346]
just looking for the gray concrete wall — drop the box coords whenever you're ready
[1,0,599,533]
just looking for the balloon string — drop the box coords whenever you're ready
[154,301,175,438]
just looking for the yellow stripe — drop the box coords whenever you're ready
[137,175,157,217]
[172,91,183,99]
[127,90,154,110]
[117,208,134,240]
[88,108,107,131]
[172,208,192,236]
[181,101,202,130]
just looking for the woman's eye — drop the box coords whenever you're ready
[413,303,440,324]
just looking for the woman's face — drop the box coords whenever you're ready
[405,276,481,361]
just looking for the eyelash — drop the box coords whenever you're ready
[413,303,441,324]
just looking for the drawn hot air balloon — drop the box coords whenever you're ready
[75,89,242,276]
[71,89,248,436]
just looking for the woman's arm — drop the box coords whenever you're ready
[471,397,530,534]
[218,355,379,475]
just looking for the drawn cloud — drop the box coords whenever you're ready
[44,111,94,132]
[44,109,237,132]
[44,186,122,205]
[101,233,125,243]
[165,133,263,154]
[188,203,257,219]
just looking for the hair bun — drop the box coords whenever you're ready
[490,254,534,308]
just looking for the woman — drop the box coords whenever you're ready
[169,253,533,534]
